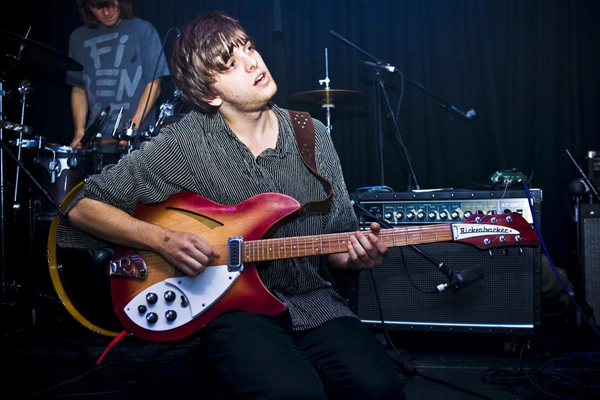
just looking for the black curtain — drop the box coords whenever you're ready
[3,0,600,273]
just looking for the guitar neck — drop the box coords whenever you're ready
[241,224,453,263]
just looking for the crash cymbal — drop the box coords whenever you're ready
[0,29,83,71]
[288,89,367,107]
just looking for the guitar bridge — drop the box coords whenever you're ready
[228,236,244,272]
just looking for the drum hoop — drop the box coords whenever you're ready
[47,181,120,337]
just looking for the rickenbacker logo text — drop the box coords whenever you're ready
[452,224,519,240]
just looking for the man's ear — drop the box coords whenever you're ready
[207,96,223,107]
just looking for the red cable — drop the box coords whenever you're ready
[96,330,129,365]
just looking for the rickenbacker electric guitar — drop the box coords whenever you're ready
[110,191,540,342]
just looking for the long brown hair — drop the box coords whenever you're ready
[76,0,134,28]
[171,13,254,114]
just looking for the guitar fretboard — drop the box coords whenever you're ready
[241,224,453,263]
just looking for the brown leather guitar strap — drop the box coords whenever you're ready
[287,110,333,216]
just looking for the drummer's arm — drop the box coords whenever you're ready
[67,197,219,277]
[70,86,88,149]
[130,78,162,131]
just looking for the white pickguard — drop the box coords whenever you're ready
[123,264,241,332]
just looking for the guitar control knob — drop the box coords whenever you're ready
[146,293,158,304]
[138,305,147,314]
[164,291,176,302]
[165,310,177,321]
[394,211,404,220]
[146,312,158,324]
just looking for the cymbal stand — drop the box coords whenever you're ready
[1,78,8,306]
[318,48,333,134]
[12,79,32,205]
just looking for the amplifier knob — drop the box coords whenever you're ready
[439,211,448,220]
[406,211,415,220]
[428,211,438,220]
[417,211,426,220]
[394,211,404,220]
[450,211,460,220]
[464,211,473,218]
[384,211,393,220]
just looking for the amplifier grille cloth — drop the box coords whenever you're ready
[356,243,537,327]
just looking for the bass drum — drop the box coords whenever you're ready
[47,182,123,337]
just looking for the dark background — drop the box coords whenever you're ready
[2,0,599,278]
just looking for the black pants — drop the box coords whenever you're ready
[184,311,406,399]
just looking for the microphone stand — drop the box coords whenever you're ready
[566,149,600,203]
[359,61,476,120]
[330,31,478,189]
[330,30,421,190]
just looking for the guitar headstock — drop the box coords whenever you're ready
[452,212,540,249]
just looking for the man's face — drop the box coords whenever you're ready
[209,41,277,113]
[90,1,121,28]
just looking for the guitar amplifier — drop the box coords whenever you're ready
[347,188,542,334]
[581,203,600,322]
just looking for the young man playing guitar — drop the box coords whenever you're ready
[58,13,406,399]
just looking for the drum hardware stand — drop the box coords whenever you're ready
[318,48,333,134]
[0,124,67,309]
[146,99,174,137]
[12,79,32,208]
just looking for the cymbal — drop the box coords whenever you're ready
[288,89,367,107]
[0,29,83,71]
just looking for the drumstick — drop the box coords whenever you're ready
[112,107,124,140]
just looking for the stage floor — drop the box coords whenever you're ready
[2,297,599,400]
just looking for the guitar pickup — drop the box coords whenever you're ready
[228,236,244,272]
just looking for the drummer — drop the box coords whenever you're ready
[67,0,170,158]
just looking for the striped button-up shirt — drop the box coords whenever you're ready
[57,103,359,330]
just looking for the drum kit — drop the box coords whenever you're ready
[0,29,177,333]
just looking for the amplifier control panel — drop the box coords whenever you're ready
[353,189,541,226]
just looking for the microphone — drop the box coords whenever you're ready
[81,106,110,145]
[436,266,484,292]
[450,105,476,120]
[359,60,399,73]
[568,178,591,197]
